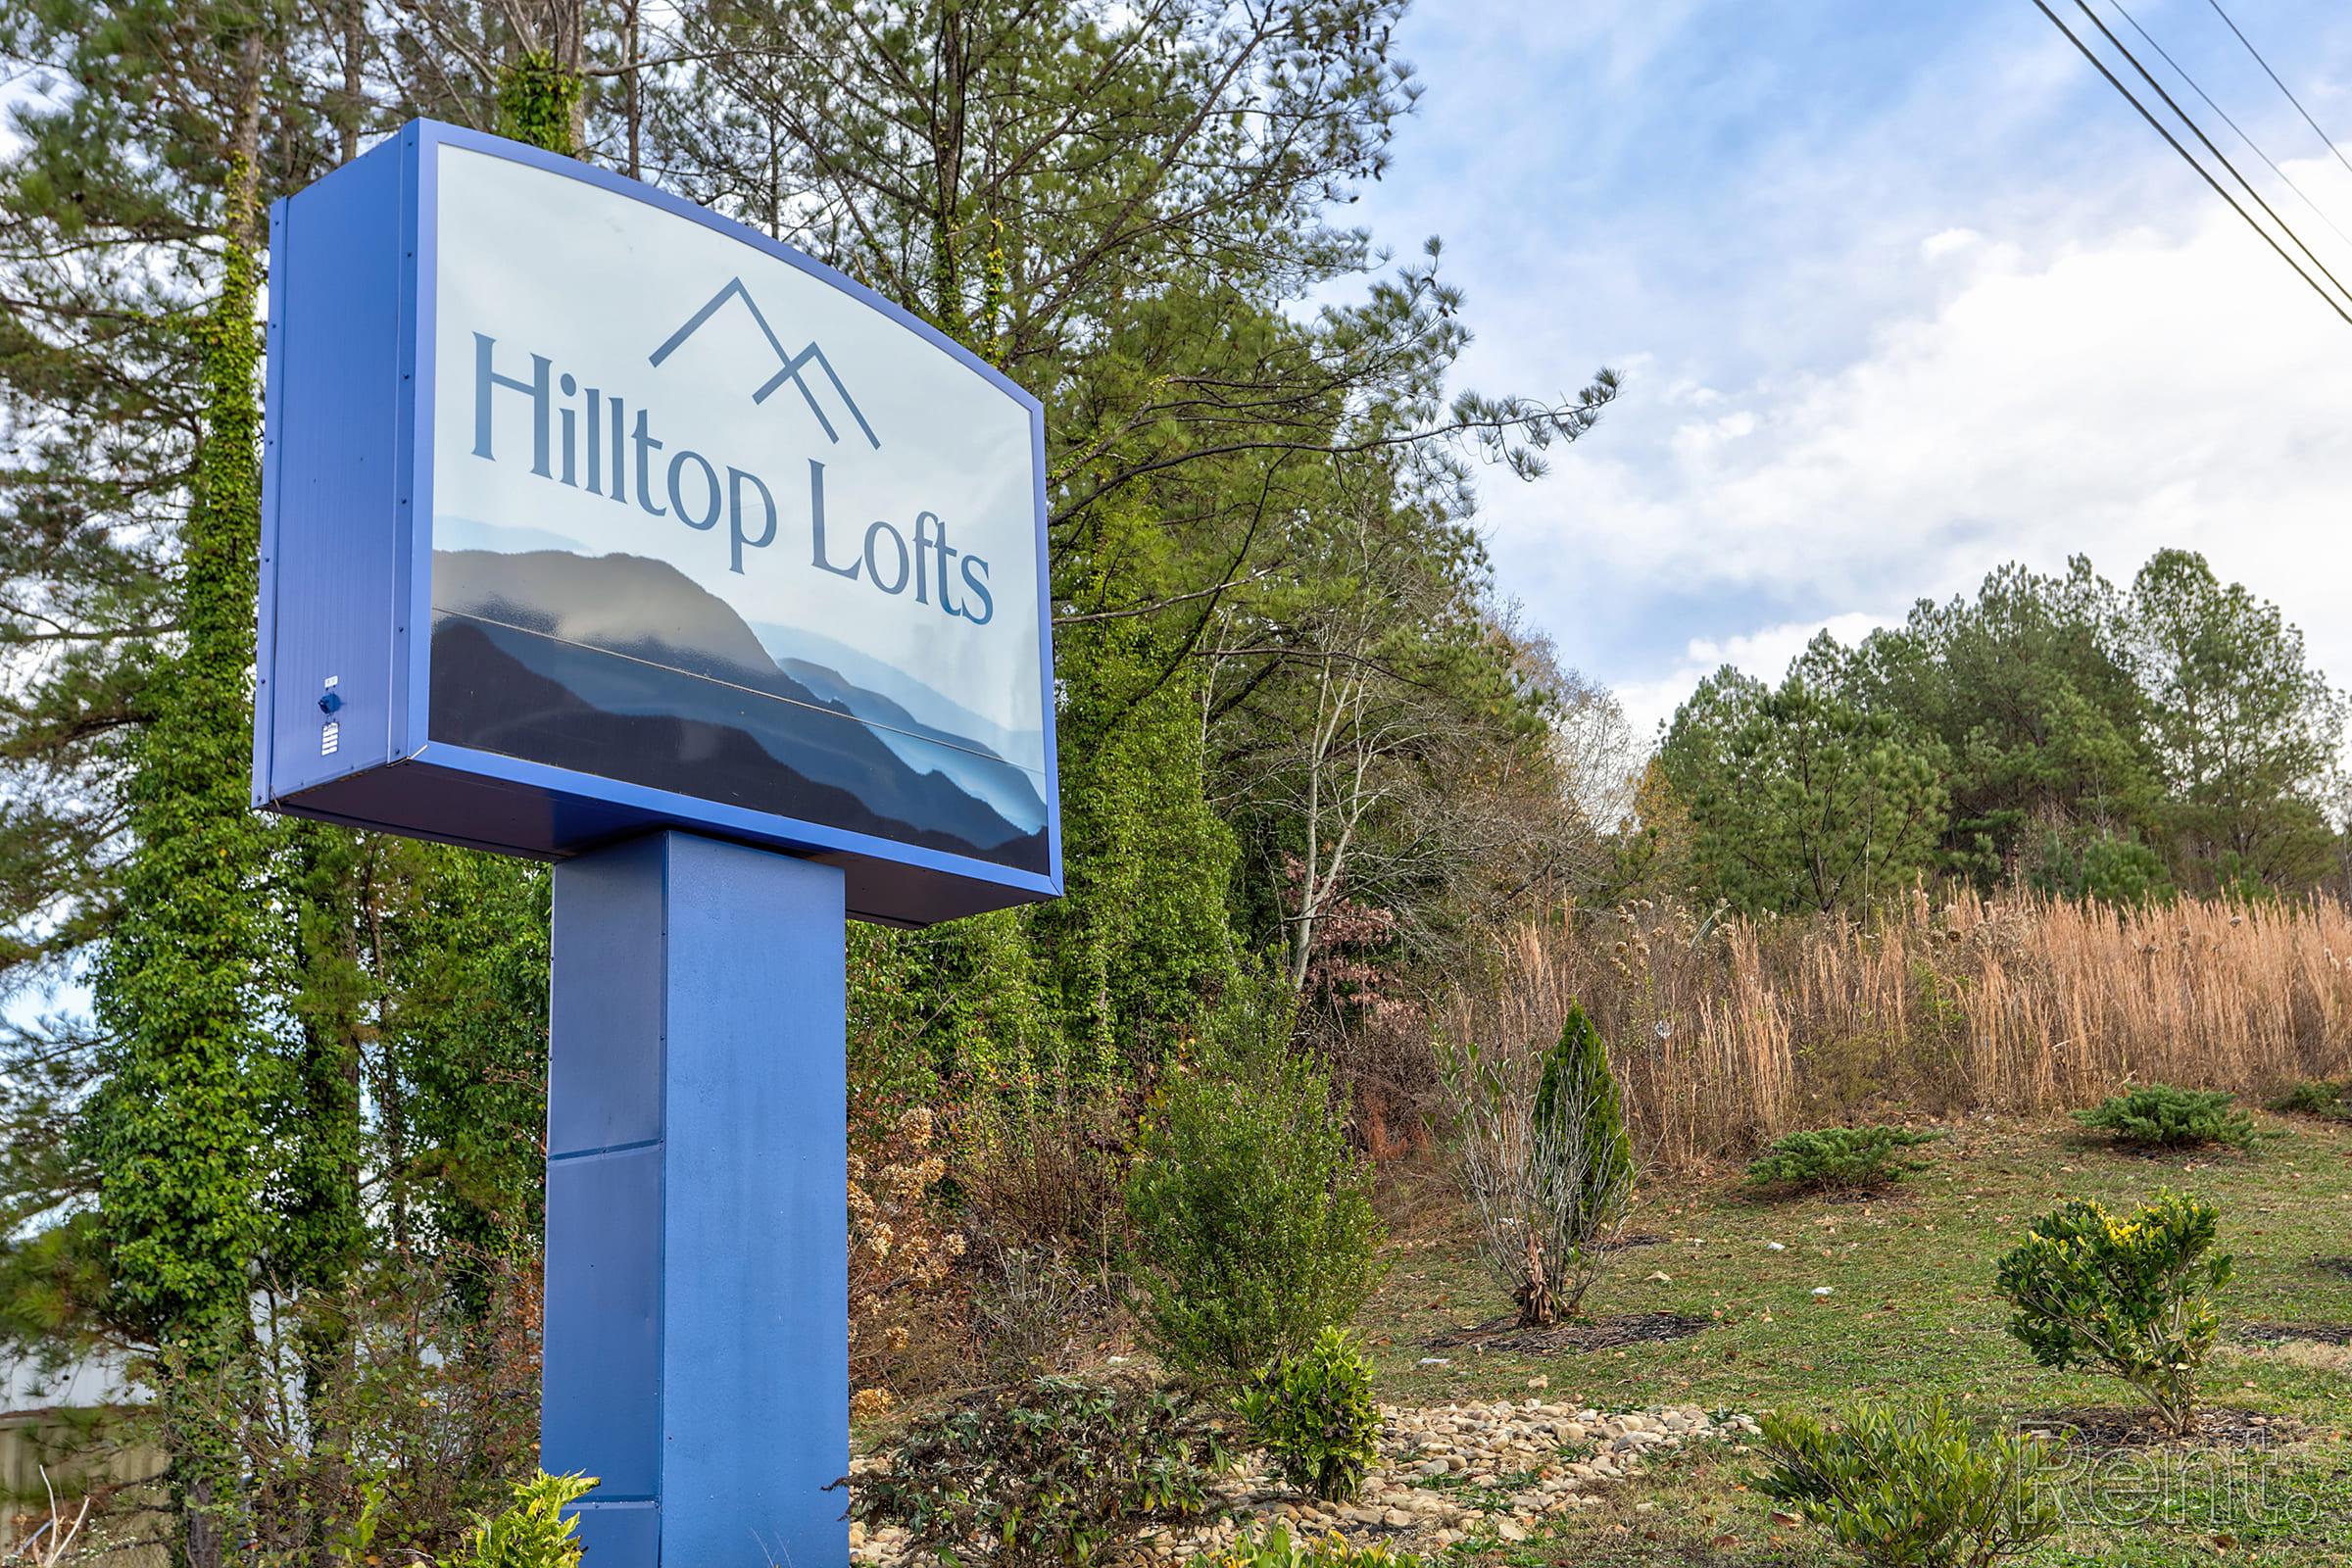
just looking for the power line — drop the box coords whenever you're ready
[2108,0,2352,255]
[2026,0,2352,325]
[2069,0,2352,311]
[2203,0,2352,180]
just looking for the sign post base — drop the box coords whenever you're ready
[542,832,849,1566]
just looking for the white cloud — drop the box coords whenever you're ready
[1486,151,2352,734]
[1616,611,1892,745]
[1919,226,1982,261]
[1684,611,1887,672]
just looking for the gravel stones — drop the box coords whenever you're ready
[849,1399,1761,1566]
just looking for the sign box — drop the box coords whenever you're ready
[253,121,1060,925]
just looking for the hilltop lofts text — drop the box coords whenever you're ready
[467,332,997,623]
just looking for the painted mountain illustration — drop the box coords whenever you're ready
[746,625,1045,829]
[747,620,1034,766]
[427,548,1049,871]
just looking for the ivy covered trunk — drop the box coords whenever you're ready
[84,33,273,1566]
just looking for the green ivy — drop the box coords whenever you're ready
[494,52,580,157]
[85,178,271,1349]
[1037,615,1239,1076]
[81,156,277,1557]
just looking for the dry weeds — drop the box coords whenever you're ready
[1443,889,2352,1170]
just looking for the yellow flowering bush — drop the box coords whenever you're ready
[1993,1189,2231,1433]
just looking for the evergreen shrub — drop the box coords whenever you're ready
[1741,1125,1943,1196]
[1233,1327,1381,1502]
[1534,1002,1637,1250]
[1438,1000,1636,1327]
[1125,986,1382,1380]
[1755,1397,2060,1568]
[2269,1079,2351,1119]
[2072,1085,2254,1150]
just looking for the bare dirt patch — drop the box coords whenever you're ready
[2238,1321,2352,1347]
[1425,1310,1711,1355]
[2016,1406,2301,1451]
[1596,1231,1670,1251]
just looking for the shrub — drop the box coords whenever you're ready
[1194,1524,1423,1568]
[1755,1397,2059,1568]
[1438,1000,1637,1327]
[438,1472,597,1568]
[850,1377,1232,1568]
[163,1249,544,1562]
[1125,989,1382,1380]
[968,1244,1110,1381]
[1234,1327,1381,1502]
[847,1102,963,1403]
[2072,1085,2254,1150]
[2270,1079,2351,1119]
[1536,1002,1637,1238]
[1994,1189,2231,1434]
[1741,1125,1944,1195]
[957,1075,1137,1269]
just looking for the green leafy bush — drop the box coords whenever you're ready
[1126,992,1382,1379]
[1741,1126,1944,1195]
[1233,1327,1381,1502]
[1994,1189,2231,1434]
[1194,1523,1423,1568]
[438,1472,597,1568]
[2270,1079,2351,1119]
[849,1376,1233,1568]
[2072,1085,2254,1150]
[1755,1397,2059,1568]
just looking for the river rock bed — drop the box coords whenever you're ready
[849,1399,1761,1564]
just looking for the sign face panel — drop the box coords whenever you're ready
[254,122,1060,924]
[429,147,1049,874]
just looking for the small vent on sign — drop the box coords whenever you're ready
[320,720,341,757]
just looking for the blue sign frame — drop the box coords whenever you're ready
[254,120,1061,926]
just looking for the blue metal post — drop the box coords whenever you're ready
[542,832,849,1566]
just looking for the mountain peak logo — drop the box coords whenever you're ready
[651,277,881,450]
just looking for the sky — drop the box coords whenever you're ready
[1348,0,2352,745]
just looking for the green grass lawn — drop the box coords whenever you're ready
[1359,1108,2352,1566]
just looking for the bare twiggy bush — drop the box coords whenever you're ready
[956,1085,1136,1270]
[967,1245,1114,1381]
[131,1250,545,1564]
[1443,889,2352,1171]
[1436,1011,1638,1326]
[4,1469,89,1566]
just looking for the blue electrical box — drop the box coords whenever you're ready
[253,121,1060,925]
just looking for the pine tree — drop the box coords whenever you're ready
[1528,1002,1634,1323]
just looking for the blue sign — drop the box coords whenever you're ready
[254,120,1060,926]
